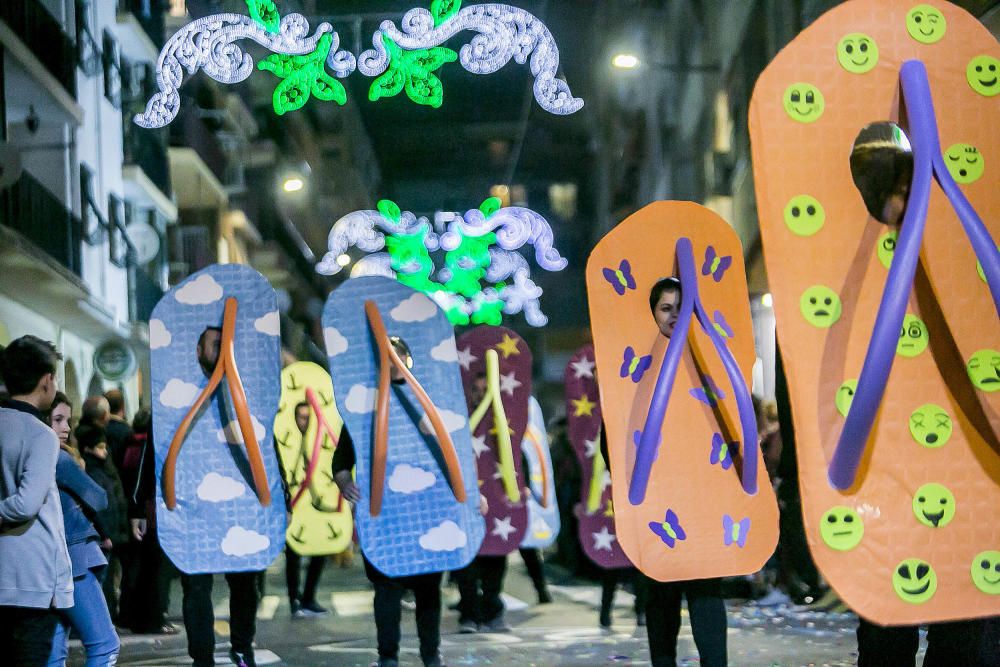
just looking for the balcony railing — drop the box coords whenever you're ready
[170,107,227,183]
[116,0,166,49]
[0,173,83,276]
[124,123,172,198]
[0,0,77,96]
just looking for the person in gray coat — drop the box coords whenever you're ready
[0,336,74,664]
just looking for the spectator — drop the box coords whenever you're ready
[78,421,130,622]
[0,336,74,663]
[45,391,120,665]
[103,389,133,471]
[81,395,111,429]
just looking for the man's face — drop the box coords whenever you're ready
[471,374,488,404]
[294,405,310,435]
[197,329,222,376]
[653,289,681,338]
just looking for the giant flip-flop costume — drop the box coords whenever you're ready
[586,202,779,581]
[457,326,532,555]
[324,277,484,576]
[274,362,353,556]
[150,264,285,574]
[749,0,1000,623]
[519,397,560,550]
[564,344,631,569]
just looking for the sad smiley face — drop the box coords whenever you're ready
[783,83,825,123]
[799,285,842,328]
[896,314,929,357]
[967,349,1000,392]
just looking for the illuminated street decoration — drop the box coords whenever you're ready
[317,198,567,327]
[134,0,581,127]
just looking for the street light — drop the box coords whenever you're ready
[336,253,351,267]
[282,176,305,193]
[612,53,640,70]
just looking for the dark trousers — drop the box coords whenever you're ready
[364,557,442,662]
[130,528,177,632]
[455,555,507,624]
[285,548,325,605]
[856,617,986,667]
[519,548,548,598]
[0,605,58,665]
[181,571,260,666]
[116,540,141,625]
[645,577,727,667]
[599,567,648,620]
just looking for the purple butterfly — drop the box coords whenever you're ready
[690,375,725,406]
[603,259,637,296]
[710,433,733,470]
[620,346,653,383]
[712,310,734,339]
[702,246,732,283]
[648,509,686,548]
[723,514,751,548]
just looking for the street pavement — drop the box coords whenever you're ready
[72,556,864,666]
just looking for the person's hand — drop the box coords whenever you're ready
[334,470,361,504]
[130,518,147,542]
[101,538,113,551]
[479,494,489,516]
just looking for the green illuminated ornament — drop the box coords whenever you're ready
[246,0,281,33]
[369,35,457,108]
[259,34,346,115]
[386,231,436,292]
[378,199,402,223]
[470,291,505,325]
[479,196,502,218]
[430,0,463,26]
[443,232,495,298]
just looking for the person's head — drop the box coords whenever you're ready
[76,423,108,461]
[131,408,152,435]
[388,337,413,384]
[0,335,61,409]
[48,392,73,445]
[470,373,488,404]
[649,277,683,338]
[294,401,311,435]
[104,388,125,417]
[197,326,223,376]
[82,395,111,427]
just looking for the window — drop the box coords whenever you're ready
[80,164,104,245]
[103,30,122,109]
[75,0,101,76]
[108,194,128,267]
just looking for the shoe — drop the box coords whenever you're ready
[401,593,417,610]
[458,619,478,634]
[635,611,646,627]
[753,588,791,607]
[298,600,330,616]
[157,622,179,635]
[537,589,553,604]
[291,599,303,618]
[371,659,399,667]
[230,650,256,667]
[423,654,447,667]
[480,615,511,633]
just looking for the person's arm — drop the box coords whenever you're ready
[56,452,108,514]
[0,428,59,522]
[331,428,360,503]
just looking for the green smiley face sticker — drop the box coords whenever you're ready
[943,143,984,184]
[971,550,1000,595]
[967,56,1000,97]
[800,285,841,328]
[877,230,897,269]
[784,195,825,236]
[912,482,956,528]
[967,349,1000,392]
[783,83,825,123]
[835,379,858,418]
[837,33,879,74]
[906,4,947,44]
[908,404,952,448]
[893,558,937,603]
[819,506,864,551]
[897,314,929,357]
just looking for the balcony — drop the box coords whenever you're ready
[169,107,229,209]
[124,123,172,199]
[115,0,165,63]
[0,172,83,277]
[0,0,77,97]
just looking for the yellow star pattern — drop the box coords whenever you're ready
[495,334,520,358]
[603,499,615,517]
[489,420,514,436]
[572,394,597,417]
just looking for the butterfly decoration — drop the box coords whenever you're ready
[690,375,725,406]
[620,346,653,383]
[702,246,732,283]
[648,509,687,548]
[709,433,734,470]
[602,259,637,296]
[723,514,750,548]
[711,310,734,339]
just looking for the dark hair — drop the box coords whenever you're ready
[104,388,125,415]
[0,335,61,395]
[198,327,223,348]
[294,401,310,412]
[75,423,106,452]
[50,391,73,415]
[132,408,152,434]
[648,277,682,314]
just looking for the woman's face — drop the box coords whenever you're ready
[653,289,681,338]
[49,403,72,445]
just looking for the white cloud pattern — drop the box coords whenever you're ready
[221,526,270,556]
[197,472,246,502]
[253,311,280,336]
[419,408,467,436]
[419,520,468,552]
[389,294,437,323]
[323,327,348,356]
[149,319,172,349]
[217,415,267,445]
[175,274,223,305]
[388,463,437,494]
[430,338,458,362]
[345,385,377,414]
[160,378,200,409]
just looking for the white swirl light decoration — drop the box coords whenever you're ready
[503,268,546,326]
[135,13,340,128]
[440,207,568,271]
[350,253,395,278]
[485,248,529,283]
[316,209,439,275]
[358,5,583,115]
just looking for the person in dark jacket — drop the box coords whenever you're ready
[46,392,120,666]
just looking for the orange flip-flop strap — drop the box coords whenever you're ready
[525,427,550,508]
[365,300,392,517]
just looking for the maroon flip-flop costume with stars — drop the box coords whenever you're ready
[458,326,531,555]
